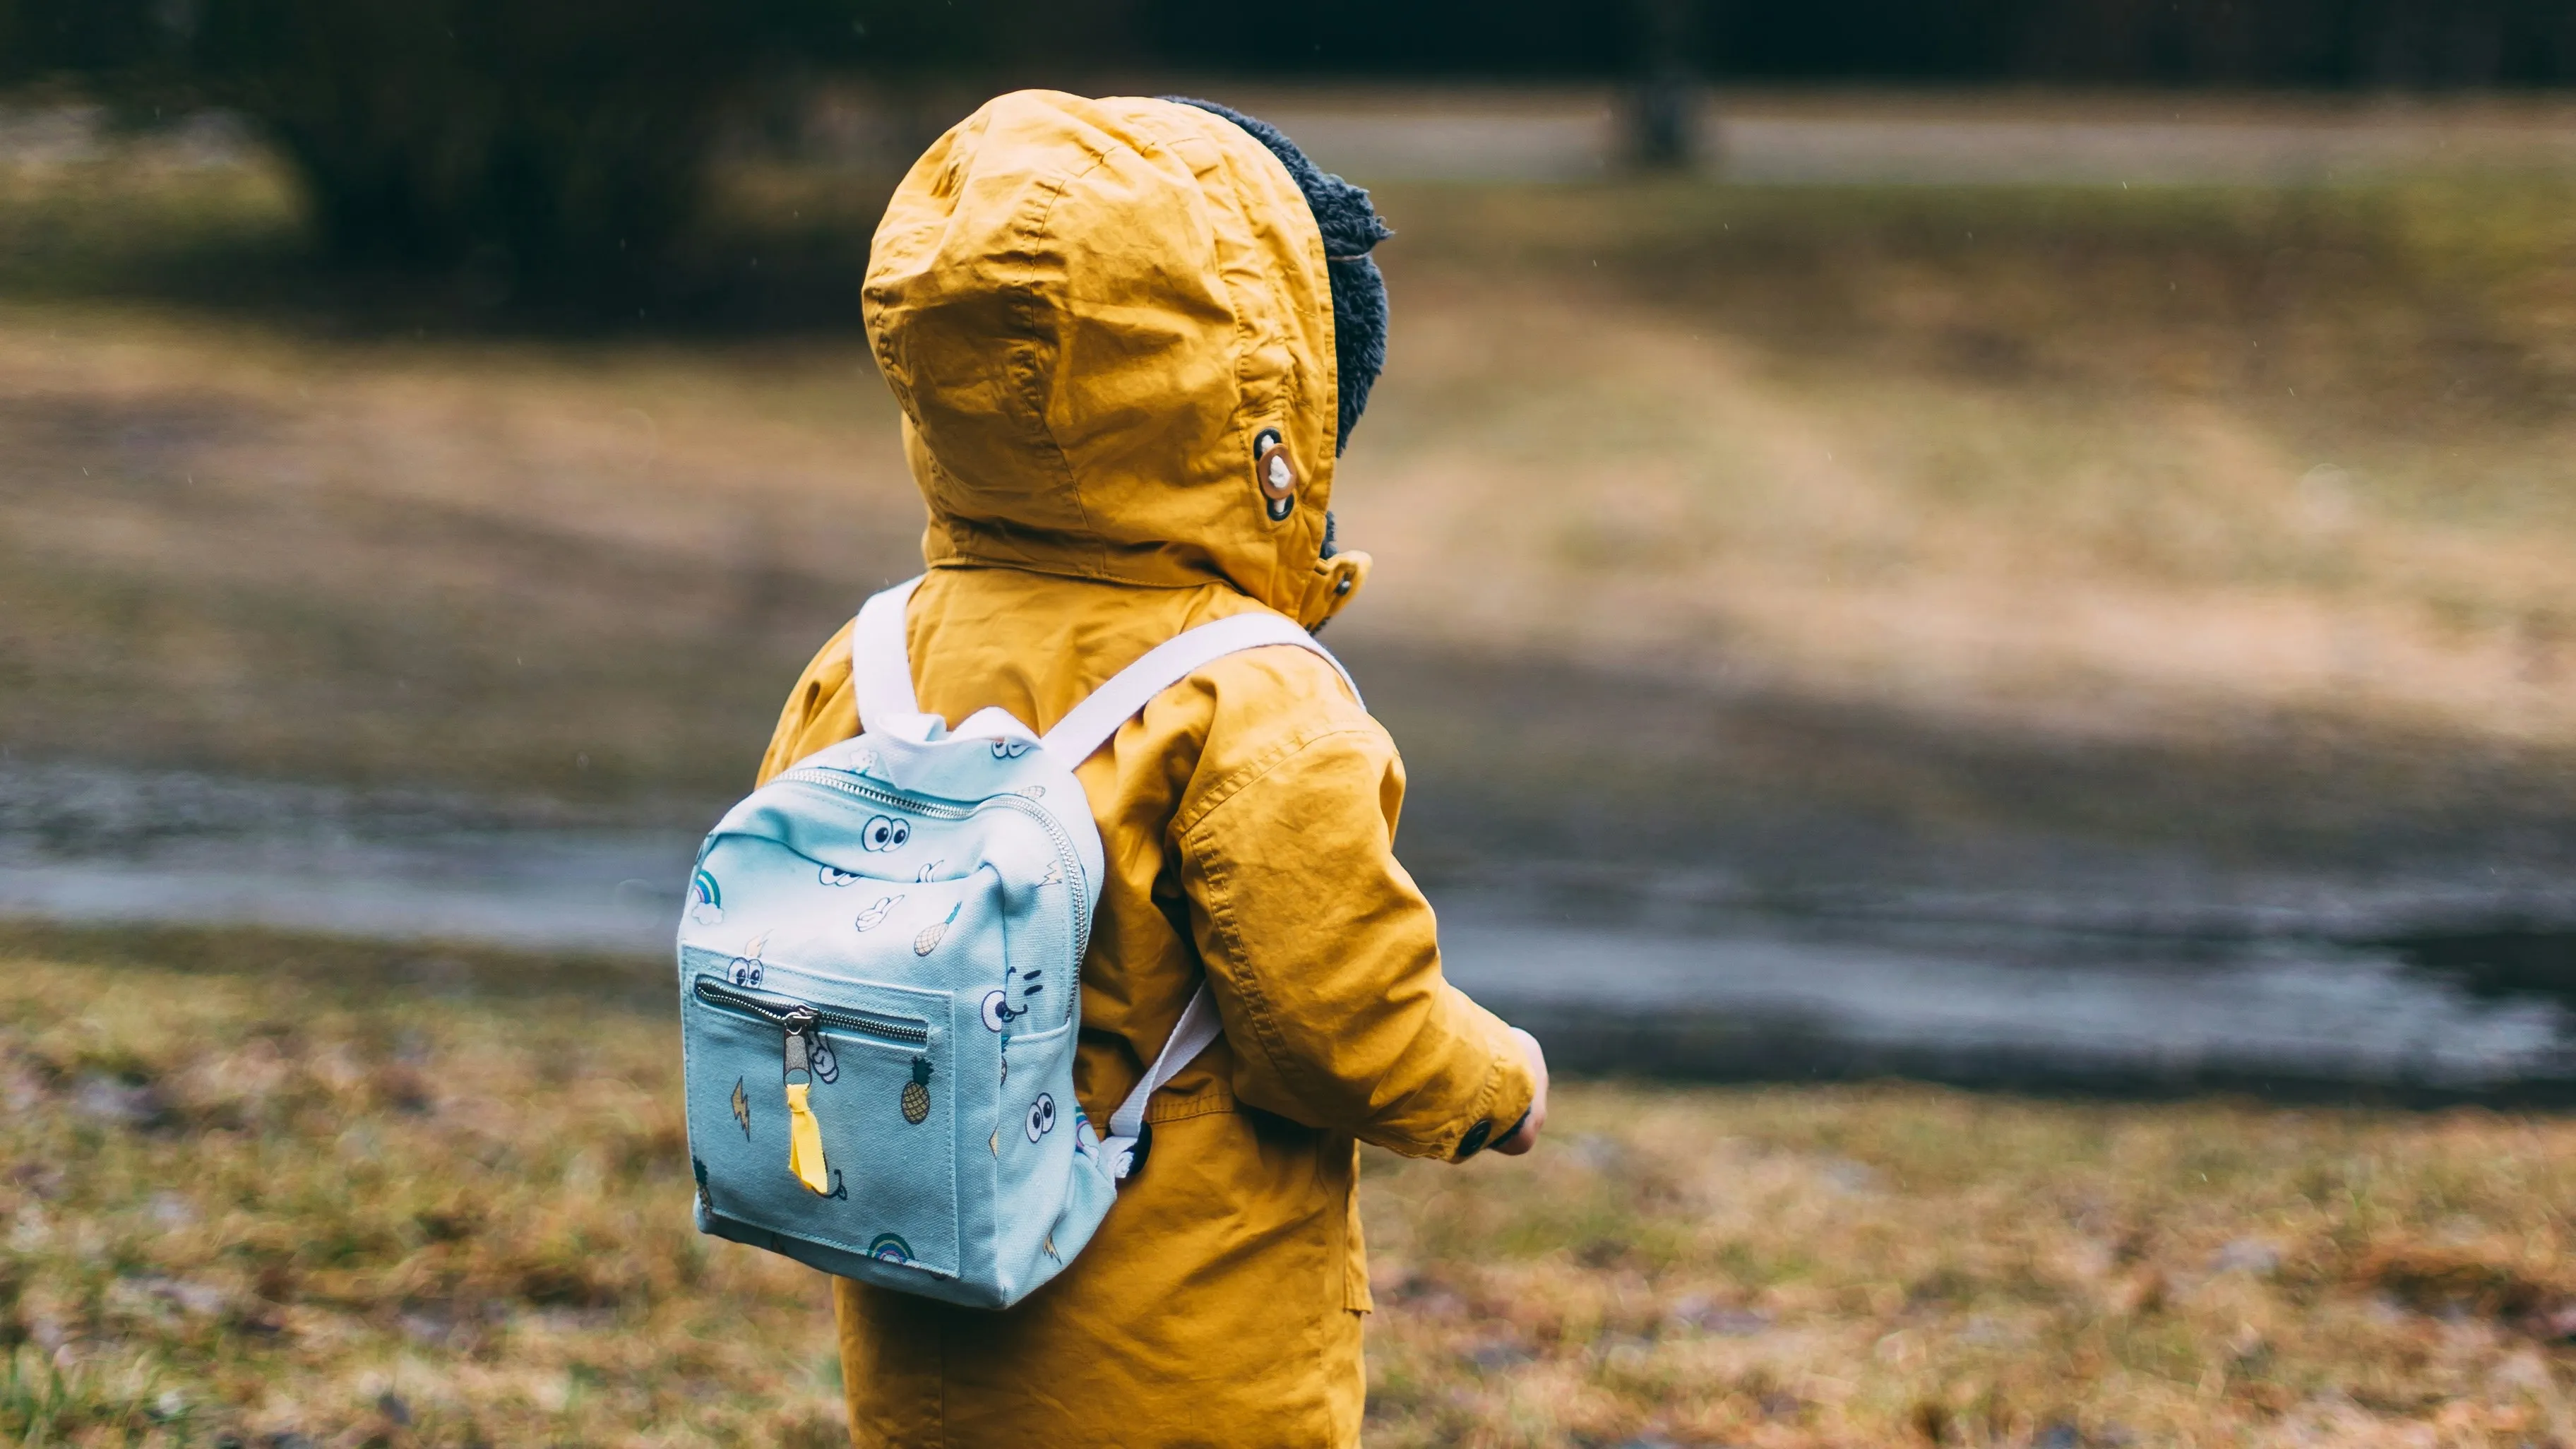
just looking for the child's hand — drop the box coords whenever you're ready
[1489,1027,1548,1155]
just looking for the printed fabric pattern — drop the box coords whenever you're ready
[679,696,1113,1307]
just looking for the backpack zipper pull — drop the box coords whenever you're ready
[782,1009,833,1195]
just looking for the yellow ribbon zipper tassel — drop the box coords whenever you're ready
[785,1081,831,1195]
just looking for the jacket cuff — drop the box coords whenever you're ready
[1447,1018,1536,1162]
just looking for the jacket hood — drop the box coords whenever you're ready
[863,90,1371,628]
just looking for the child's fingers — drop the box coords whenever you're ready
[1489,1028,1549,1155]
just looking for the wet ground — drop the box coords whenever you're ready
[6,105,2576,1103]
[7,753,2573,1100]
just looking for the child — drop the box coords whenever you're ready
[756,90,1547,1448]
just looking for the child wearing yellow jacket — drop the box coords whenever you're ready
[756,90,1546,1448]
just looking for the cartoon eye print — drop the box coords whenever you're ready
[853,895,902,933]
[990,739,1033,760]
[861,816,912,853]
[1025,1092,1056,1143]
[818,866,863,888]
[980,988,1025,1032]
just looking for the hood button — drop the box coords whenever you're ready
[1256,447,1296,498]
[1253,431,1299,521]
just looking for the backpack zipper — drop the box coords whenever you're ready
[778,768,977,819]
[693,977,931,1046]
[693,979,867,1198]
[986,793,1093,986]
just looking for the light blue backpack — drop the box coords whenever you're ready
[676,576,1357,1308]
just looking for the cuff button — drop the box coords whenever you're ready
[1455,1119,1493,1160]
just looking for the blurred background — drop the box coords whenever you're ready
[8,4,2576,1444]
[7,0,2575,1092]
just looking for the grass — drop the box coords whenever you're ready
[6,99,2576,1449]
[1353,175,2576,745]
[0,926,844,1448]
[6,925,2576,1448]
[4,119,2575,841]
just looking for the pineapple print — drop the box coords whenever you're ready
[900,1057,934,1124]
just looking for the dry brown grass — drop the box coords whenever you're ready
[1364,1088,2576,1448]
[1346,178,2576,750]
[4,139,2576,813]
[0,300,915,800]
[0,932,849,1447]
[7,929,2576,1448]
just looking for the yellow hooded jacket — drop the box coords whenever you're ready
[756,90,1537,1448]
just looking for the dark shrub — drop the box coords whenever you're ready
[1,0,883,296]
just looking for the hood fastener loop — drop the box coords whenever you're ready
[1253,428,1298,523]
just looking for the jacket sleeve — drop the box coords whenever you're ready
[1176,718,1537,1162]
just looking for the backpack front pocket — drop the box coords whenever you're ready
[684,970,959,1278]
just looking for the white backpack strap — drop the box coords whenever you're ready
[849,576,926,732]
[1054,608,1357,1183]
[1039,611,1360,764]
[1099,981,1222,1182]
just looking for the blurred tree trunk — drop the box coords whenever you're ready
[1627,0,1704,171]
[2440,0,2504,86]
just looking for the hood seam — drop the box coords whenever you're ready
[1013,158,1113,582]
[1192,110,1325,607]
[925,557,1256,593]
